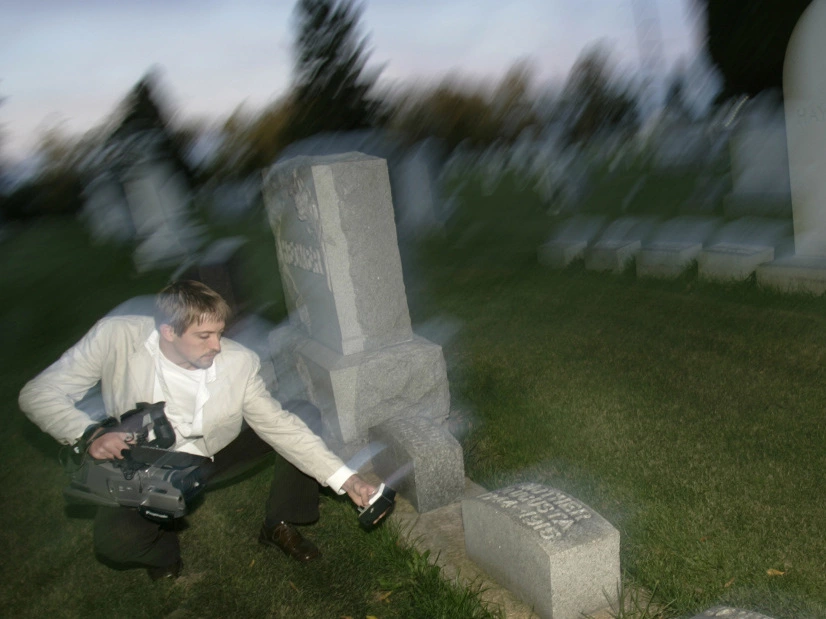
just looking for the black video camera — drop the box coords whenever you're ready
[64,402,209,521]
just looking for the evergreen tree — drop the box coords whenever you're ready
[108,72,198,183]
[560,45,638,145]
[286,0,384,143]
[699,0,811,98]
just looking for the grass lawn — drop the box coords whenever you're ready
[404,167,826,618]
[4,160,825,619]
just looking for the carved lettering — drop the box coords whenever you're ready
[278,240,324,275]
[479,483,593,541]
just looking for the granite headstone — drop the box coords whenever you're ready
[463,483,620,619]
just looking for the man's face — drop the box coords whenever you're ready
[159,319,225,370]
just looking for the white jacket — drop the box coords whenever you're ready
[19,315,344,486]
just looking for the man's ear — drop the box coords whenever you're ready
[159,323,177,342]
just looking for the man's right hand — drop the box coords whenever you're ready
[87,431,134,460]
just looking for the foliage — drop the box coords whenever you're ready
[284,0,386,145]
[110,72,198,185]
[557,44,639,145]
[207,99,295,180]
[389,61,539,152]
[699,0,812,97]
[0,168,84,220]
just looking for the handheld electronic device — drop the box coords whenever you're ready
[358,483,396,528]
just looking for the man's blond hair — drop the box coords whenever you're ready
[155,280,231,335]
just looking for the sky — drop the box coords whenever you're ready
[0,0,703,163]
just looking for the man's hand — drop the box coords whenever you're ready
[87,431,135,460]
[341,474,376,508]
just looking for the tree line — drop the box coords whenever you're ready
[0,0,811,221]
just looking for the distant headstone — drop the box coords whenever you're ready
[585,239,641,272]
[394,138,446,239]
[690,607,775,619]
[654,123,708,169]
[463,483,620,619]
[369,415,464,513]
[725,94,791,218]
[584,216,658,273]
[637,241,703,278]
[538,215,606,268]
[699,243,775,282]
[637,216,720,278]
[757,0,826,294]
[126,159,204,271]
[81,173,135,243]
[699,217,792,282]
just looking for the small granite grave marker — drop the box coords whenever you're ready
[463,483,620,619]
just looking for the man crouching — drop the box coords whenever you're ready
[19,280,379,580]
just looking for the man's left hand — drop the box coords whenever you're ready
[341,474,375,508]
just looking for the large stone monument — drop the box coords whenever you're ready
[463,483,620,619]
[262,152,461,510]
[756,0,826,294]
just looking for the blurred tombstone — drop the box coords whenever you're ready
[393,138,446,239]
[262,153,461,512]
[124,152,204,271]
[653,121,709,169]
[200,178,261,222]
[82,131,204,272]
[81,171,135,243]
[538,214,606,268]
[757,0,826,294]
[725,93,792,218]
[636,216,721,278]
[699,217,793,282]
[584,216,659,272]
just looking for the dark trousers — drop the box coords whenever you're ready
[93,401,323,569]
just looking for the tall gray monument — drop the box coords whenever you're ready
[262,152,462,510]
[757,0,826,293]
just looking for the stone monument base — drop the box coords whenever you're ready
[370,414,465,512]
[294,335,450,448]
[636,242,702,278]
[756,254,826,295]
[698,243,774,282]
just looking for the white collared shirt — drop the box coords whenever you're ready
[144,329,354,492]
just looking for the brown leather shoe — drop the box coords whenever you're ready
[147,558,183,581]
[259,521,320,562]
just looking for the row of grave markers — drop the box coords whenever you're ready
[542,0,826,300]
[538,213,803,289]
